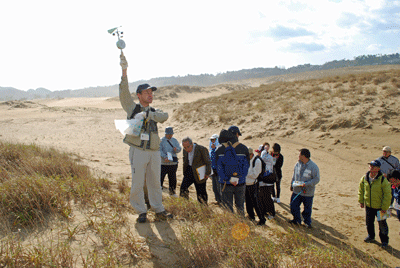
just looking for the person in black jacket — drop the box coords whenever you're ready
[271,143,284,203]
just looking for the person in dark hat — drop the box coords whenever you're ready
[228,125,242,140]
[215,129,250,217]
[358,160,391,248]
[288,148,320,228]
[119,52,172,223]
[160,127,182,197]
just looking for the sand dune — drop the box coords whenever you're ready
[2,66,400,266]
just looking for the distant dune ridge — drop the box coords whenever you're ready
[1,53,400,101]
[2,65,400,266]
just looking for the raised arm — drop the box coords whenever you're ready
[119,51,135,116]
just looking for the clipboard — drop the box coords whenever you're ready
[196,165,207,181]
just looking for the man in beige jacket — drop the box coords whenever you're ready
[119,52,173,223]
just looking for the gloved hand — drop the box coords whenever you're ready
[139,111,147,119]
[120,51,128,70]
[134,111,146,120]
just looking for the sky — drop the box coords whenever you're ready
[1,0,400,91]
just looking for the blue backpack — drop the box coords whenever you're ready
[220,141,242,181]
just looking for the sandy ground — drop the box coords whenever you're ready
[2,69,400,267]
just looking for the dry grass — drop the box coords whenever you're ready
[0,141,383,267]
[164,197,376,268]
[0,141,144,267]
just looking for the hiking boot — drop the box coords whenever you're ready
[137,213,147,223]
[364,236,375,243]
[288,219,299,225]
[156,211,173,220]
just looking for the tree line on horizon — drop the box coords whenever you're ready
[1,53,400,101]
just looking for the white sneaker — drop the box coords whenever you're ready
[267,215,274,220]
[272,197,276,202]
[276,198,280,203]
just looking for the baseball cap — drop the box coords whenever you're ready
[228,125,242,136]
[368,160,381,167]
[137,83,157,94]
[299,148,311,159]
[382,146,391,152]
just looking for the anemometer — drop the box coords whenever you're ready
[108,26,126,50]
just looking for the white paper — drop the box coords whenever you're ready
[196,165,206,181]
[292,181,305,187]
[114,118,143,136]
[230,177,239,184]
[394,201,400,210]
[167,152,173,161]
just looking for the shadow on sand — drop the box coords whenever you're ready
[275,202,397,268]
[135,219,188,267]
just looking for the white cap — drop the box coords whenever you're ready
[210,134,218,140]
[383,146,391,152]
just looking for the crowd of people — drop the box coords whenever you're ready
[118,51,400,249]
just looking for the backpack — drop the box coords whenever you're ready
[253,155,276,183]
[253,155,266,181]
[220,141,242,181]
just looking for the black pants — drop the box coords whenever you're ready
[245,184,264,222]
[180,165,208,204]
[272,177,281,198]
[258,185,275,217]
[365,206,389,244]
[161,164,178,195]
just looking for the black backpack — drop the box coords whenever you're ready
[253,155,265,181]
[253,155,277,183]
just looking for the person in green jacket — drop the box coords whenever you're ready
[358,160,392,248]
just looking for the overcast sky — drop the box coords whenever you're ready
[1,0,399,91]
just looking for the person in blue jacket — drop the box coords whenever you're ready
[209,134,221,205]
[160,127,182,196]
[216,127,250,216]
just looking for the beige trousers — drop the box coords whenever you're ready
[129,147,164,214]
